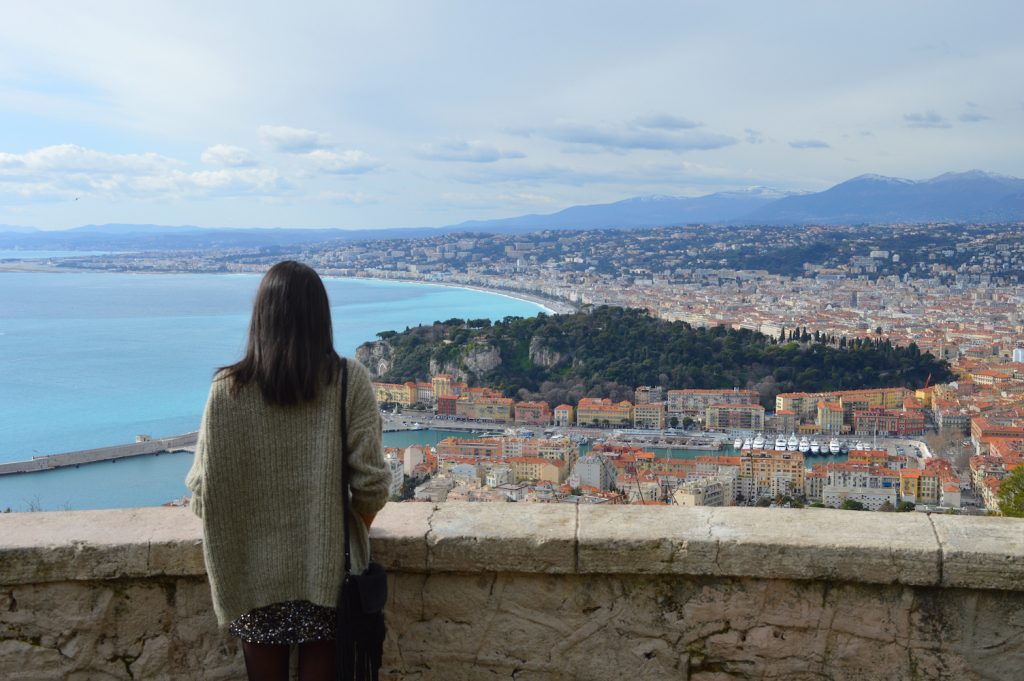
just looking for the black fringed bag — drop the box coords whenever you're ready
[336,359,388,681]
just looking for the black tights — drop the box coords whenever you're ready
[241,639,335,681]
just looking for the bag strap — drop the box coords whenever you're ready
[340,358,351,575]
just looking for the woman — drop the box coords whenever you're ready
[186,261,391,681]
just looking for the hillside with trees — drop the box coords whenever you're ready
[357,306,954,408]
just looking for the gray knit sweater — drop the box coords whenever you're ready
[186,359,390,626]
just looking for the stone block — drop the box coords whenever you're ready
[708,506,941,586]
[427,503,576,573]
[577,505,717,574]
[929,514,1024,590]
[370,502,432,571]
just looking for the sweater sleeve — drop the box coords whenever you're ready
[345,360,391,515]
[185,379,218,518]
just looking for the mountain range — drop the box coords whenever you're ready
[1,171,1021,252]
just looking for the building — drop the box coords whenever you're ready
[853,407,925,437]
[672,477,727,507]
[668,388,758,419]
[634,386,663,405]
[372,381,416,406]
[436,394,459,418]
[816,401,845,434]
[572,454,617,491]
[384,450,403,498]
[633,402,666,430]
[508,457,568,484]
[486,466,512,488]
[576,397,633,427]
[431,374,454,398]
[515,401,552,426]
[553,404,574,427]
[705,403,765,431]
[456,396,514,422]
[403,445,426,477]
[823,463,900,510]
[738,450,805,498]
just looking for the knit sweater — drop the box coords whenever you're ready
[185,358,390,626]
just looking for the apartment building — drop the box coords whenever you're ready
[853,407,925,437]
[576,397,633,427]
[633,401,666,429]
[515,401,552,426]
[816,401,845,434]
[705,403,765,431]
[668,388,758,418]
[823,463,900,510]
[738,450,805,498]
[372,380,416,406]
[553,404,574,427]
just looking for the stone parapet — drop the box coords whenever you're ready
[1,505,1022,680]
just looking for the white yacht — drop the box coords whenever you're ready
[829,438,841,454]
[733,436,743,450]
[742,437,753,450]
[775,435,787,451]
[809,439,820,454]
[854,440,868,451]
[752,433,766,450]
[798,436,810,453]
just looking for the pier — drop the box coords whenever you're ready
[0,433,198,476]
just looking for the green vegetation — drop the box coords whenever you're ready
[840,499,866,511]
[998,466,1024,518]
[366,306,954,407]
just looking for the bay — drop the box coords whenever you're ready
[0,271,545,510]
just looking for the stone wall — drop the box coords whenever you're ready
[1,505,1022,680]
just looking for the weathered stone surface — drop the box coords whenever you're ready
[578,505,718,574]
[708,506,942,586]
[929,514,1024,590]
[1,506,1023,680]
[369,502,432,571]
[427,503,576,573]
[0,507,203,585]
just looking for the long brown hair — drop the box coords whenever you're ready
[220,261,341,405]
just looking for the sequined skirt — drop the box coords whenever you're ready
[229,600,336,645]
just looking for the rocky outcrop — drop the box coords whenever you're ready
[528,335,563,368]
[461,342,502,376]
[355,340,393,378]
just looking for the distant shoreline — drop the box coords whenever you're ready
[0,261,579,316]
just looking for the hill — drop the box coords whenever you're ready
[356,306,953,408]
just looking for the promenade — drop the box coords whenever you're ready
[0,433,197,476]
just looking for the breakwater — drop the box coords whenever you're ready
[0,433,198,476]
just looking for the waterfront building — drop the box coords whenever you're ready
[705,403,765,431]
[633,402,666,430]
[515,401,552,426]
[553,404,574,427]
[576,397,633,427]
[431,374,454,398]
[372,380,417,406]
[436,394,458,418]
[457,396,514,422]
[816,401,845,434]
[414,382,434,404]
[853,407,925,437]
[668,388,758,419]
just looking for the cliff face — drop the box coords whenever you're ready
[529,335,563,369]
[356,340,393,378]
[428,342,502,383]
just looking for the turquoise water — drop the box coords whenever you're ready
[0,272,543,510]
[0,429,483,513]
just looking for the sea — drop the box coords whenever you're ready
[0,270,547,511]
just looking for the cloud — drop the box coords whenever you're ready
[258,125,333,153]
[788,139,830,149]
[306,149,381,175]
[745,128,765,144]
[518,122,736,153]
[416,139,525,163]
[958,103,990,123]
[631,114,700,130]
[903,111,951,128]
[200,144,257,167]
[0,143,285,200]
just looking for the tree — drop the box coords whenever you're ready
[669,416,679,428]
[755,497,771,507]
[998,466,1024,518]
[840,499,865,511]
[879,500,895,512]
[681,417,695,429]
[896,501,916,512]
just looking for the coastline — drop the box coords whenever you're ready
[0,261,579,316]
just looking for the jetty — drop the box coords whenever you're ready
[0,433,198,476]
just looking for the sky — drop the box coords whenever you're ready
[1,1,1022,231]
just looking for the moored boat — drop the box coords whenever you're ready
[798,436,810,453]
[753,433,766,450]
[809,439,820,454]
[829,438,841,454]
[775,435,787,451]
[733,437,743,449]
